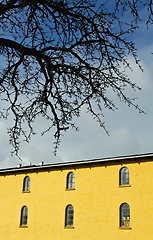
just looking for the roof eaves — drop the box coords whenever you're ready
[0,152,153,174]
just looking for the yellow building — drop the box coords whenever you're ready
[0,153,153,240]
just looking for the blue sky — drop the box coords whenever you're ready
[0,2,153,168]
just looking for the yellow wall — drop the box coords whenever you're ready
[0,158,153,240]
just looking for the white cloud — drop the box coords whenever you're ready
[0,26,153,168]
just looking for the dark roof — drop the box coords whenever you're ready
[0,152,153,174]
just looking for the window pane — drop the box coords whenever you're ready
[120,167,129,185]
[23,176,30,191]
[21,206,28,226]
[67,172,75,189]
[66,205,74,226]
[120,203,130,227]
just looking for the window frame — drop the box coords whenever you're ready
[120,203,131,229]
[66,172,75,189]
[23,176,30,192]
[65,204,74,228]
[119,167,130,186]
[20,206,28,227]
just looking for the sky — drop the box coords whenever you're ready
[0,3,153,168]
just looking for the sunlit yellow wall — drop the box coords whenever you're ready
[0,157,153,240]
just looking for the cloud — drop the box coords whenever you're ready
[0,121,7,146]
[0,27,153,168]
[57,106,140,162]
[57,43,153,162]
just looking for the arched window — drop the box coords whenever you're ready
[20,206,28,226]
[67,172,75,189]
[65,204,74,226]
[23,176,30,191]
[120,203,130,227]
[120,167,129,185]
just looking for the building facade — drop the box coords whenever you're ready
[0,153,153,240]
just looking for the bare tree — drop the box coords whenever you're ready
[0,0,152,157]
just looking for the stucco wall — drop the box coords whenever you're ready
[0,158,152,239]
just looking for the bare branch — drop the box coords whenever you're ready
[0,0,151,157]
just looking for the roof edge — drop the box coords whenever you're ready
[0,152,153,174]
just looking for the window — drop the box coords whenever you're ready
[23,176,30,191]
[120,167,129,185]
[20,206,28,226]
[65,204,74,226]
[120,203,130,227]
[67,172,75,189]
